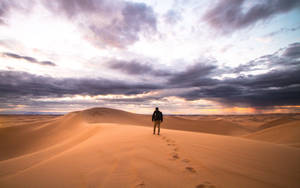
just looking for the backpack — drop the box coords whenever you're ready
[153,111,162,121]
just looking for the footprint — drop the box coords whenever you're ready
[186,166,197,173]
[195,182,215,188]
[173,147,179,151]
[172,153,180,159]
[135,181,145,187]
[182,159,190,163]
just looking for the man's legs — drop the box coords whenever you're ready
[153,122,157,134]
[154,120,160,135]
[157,122,160,135]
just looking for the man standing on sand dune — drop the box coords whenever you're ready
[152,107,163,135]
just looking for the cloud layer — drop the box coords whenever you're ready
[179,43,300,107]
[0,71,160,100]
[44,0,157,48]
[2,52,56,66]
[107,59,171,76]
[203,0,300,34]
[1,43,300,111]
[0,0,157,48]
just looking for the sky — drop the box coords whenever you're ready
[0,0,300,114]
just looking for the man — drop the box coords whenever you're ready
[152,107,163,135]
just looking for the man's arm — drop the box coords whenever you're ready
[161,112,163,122]
[152,112,155,121]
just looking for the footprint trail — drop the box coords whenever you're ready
[160,135,217,188]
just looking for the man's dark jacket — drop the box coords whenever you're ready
[152,110,163,122]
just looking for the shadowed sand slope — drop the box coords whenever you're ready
[0,108,299,188]
[0,113,84,160]
[257,115,300,130]
[245,120,300,147]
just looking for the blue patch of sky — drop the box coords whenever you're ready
[240,9,300,56]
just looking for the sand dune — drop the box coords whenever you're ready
[0,115,60,128]
[245,120,300,147]
[76,108,252,136]
[0,108,299,188]
[257,115,300,130]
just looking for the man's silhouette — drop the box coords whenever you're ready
[152,107,163,135]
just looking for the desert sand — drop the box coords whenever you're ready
[0,108,299,188]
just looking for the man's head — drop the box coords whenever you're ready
[155,107,159,111]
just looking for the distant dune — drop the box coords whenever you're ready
[75,107,252,136]
[257,115,300,130]
[0,108,299,188]
[245,120,300,147]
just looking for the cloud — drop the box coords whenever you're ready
[1,41,299,111]
[107,58,220,86]
[0,0,11,24]
[2,52,56,66]
[0,70,161,100]
[39,61,56,66]
[180,67,300,107]
[107,59,171,76]
[43,0,98,17]
[230,67,300,89]
[43,0,157,48]
[168,61,219,87]
[179,43,300,107]
[203,0,300,34]
[232,42,300,73]
[283,42,300,58]
[0,0,34,24]
[163,9,182,24]
[264,25,300,37]
[0,0,157,48]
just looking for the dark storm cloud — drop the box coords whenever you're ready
[168,62,220,87]
[0,70,161,100]
[179,43,300,107]
[283,42,300,58]
[203,0,300,34]
[180,69,300,107]
[226,70,300,107]
[2,52,56,66]
[108,59,221,87]
[1,42,300,110]
[44,0,157,48]
[107,59,171,76]
[181,82,300,107]
[232,42,300,73]
[229,67,300,89]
